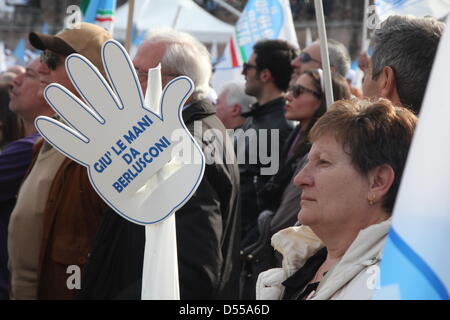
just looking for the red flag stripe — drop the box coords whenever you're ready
[229,37,239,68]
[96,17,113,22]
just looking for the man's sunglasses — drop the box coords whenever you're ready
[299,52,321,65]
[289,84,322,99]
[242,62,258,73]
[40,51,62,70]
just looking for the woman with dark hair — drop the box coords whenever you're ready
[0,79,23,300]
[0,83,23,151]
[257,98,418,300]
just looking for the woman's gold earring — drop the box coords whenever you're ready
[368,194,376,206]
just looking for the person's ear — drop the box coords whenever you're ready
[259,68,272,83]
[367,164,395,205]
[230,104,242,117]
[379,66,401,105]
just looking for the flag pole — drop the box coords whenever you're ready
[213,0,241,18]
[172,5,182,29]
[125,0,135,53]
[362,0,370,52]
[353,0,370,90]
[314,0,334,108]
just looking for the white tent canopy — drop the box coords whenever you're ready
[114,0,234,44]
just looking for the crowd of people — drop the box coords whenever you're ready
[0,13,445,300]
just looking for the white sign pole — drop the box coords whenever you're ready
[142,214,179,299]
[141,66,179,300]
[314,0,334,108]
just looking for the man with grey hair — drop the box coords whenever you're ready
[215,81,256,129]
[133,27,213,102]
[362,15,445,114]
[79,28,241,300]
[291,39,350,84]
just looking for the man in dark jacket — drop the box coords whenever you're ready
[239,40,297,247]
[78,28,241,300]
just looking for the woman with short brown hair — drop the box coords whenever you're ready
[257,98,417,300]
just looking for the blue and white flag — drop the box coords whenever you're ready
[376,14,450,300]
[41,22,49,35]
[132,23,147,47]
[211,0,299,91]
[375,0,450,21]
[13,38,25,63]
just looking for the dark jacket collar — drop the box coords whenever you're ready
[182,99,216,124]
[242,96,286,118]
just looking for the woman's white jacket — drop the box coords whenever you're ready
[256,219,391,300]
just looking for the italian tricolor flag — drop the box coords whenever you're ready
[81,0,117,35]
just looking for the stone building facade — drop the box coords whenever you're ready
[1,0,371,62]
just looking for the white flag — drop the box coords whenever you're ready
[375,0,450,21]
[375,14,450,300]
[211,0,299,91]
[0,41,6,73]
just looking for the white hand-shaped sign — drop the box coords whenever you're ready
[35,39,205,225]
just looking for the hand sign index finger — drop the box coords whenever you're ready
[66,54,122,123]
[102,40,145,118]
